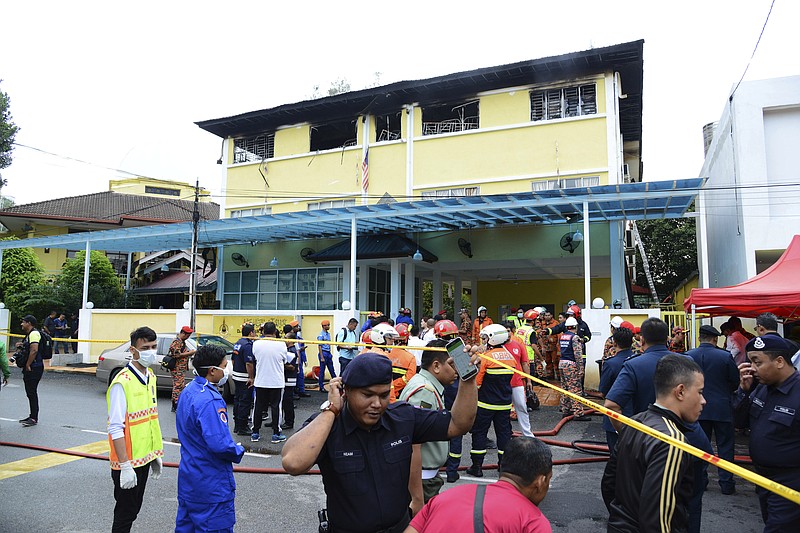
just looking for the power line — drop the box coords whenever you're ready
[11,142,161,180]
[729,0,777,101]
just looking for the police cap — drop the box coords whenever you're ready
[341,352,392,388]
[746,335,791,354]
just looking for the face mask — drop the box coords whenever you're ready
[207,364,230,386]
[517,313,523,318]
[136,349,157,367]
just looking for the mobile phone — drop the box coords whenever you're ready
[445,337,478,381]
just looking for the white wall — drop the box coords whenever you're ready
[699,76,800,287]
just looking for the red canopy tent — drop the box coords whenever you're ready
[684,235,800,319]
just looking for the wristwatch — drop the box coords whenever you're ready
[320,400,340,417]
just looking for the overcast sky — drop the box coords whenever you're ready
[1,0,796,207]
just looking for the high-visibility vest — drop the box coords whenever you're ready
[514,324,536,360]
[107,365,164,469]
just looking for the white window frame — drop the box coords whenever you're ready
[530,83,597,122]
[420,186,480,199]
[307,199,356,211]
[229,206,272,218]
[531,176,599,191]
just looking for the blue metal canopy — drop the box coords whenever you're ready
[0,178,705,253]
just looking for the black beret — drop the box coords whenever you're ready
[699,325,721,337]
[342,352,392,388]
[746,335,791,354]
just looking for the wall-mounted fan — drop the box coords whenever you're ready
[300,247,316,263]
[231,253,249,268]
[560,232,582,254]
[457,238,473,258]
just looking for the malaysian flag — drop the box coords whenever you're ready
[361,149,369,193]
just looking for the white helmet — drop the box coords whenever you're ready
[370,323,399,345]
[534,306,547,315]
[565,317,578,328]
[478,305,487,314]
[480,323,509,346]
[610,316,624,329]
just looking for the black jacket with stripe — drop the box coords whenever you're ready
[602,404,694,533]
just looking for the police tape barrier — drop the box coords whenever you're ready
[483,354,800,506]
[0,331,128,344]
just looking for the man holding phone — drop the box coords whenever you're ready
[281,349,480,533]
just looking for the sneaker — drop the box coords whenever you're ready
[251,433,260,442]
[280,423,294,430]
[298,392,311,398]
[21,418,38,427]
[19,417,32,424]
[721,485,736,495]
[446,471,460,483]
[465,465,483,478]
[271,433,287,443]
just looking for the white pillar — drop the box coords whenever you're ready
[82,242,91,309]
[350,217,357,309]
[404,262,415,310]
[390,259,401,318]
[454,276,462,313]
[342,260,351,308]
[698,190,710,288]
[432,270,442,317]
[78,308,92,364]
[406,105,415,199]
[583,201,591,308]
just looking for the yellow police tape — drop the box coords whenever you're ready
[244,335,800,503]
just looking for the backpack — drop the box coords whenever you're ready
[38,331,54,360]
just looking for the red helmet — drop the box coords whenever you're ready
[523,309,539,321]
[434,320,459,338]
[394,323,410,340]
[567,305,581,319]
[361,330,373,344]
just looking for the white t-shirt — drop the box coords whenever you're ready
[407,336,429,367]
[422,329,437,343]
[252,337,292,389]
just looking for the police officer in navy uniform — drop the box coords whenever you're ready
[604,317,712,533]
[231,323,256,435]
[735,335,800,532]
[281,351,480,533]
[686,324,739,495]
[598,326,635,454]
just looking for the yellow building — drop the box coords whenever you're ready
[194,41,647,318]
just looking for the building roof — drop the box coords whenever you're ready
[0,178,705,254]
[132,269,217,295]
[0,191,220,232]
[196,40,644,144]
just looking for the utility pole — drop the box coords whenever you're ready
[189,180,199,330]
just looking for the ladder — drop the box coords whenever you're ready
[630,221,660,302]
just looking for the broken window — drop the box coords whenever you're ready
[422,100,479,136]
[310,119,357,152]
[234,133,275,163]
[530,84,597,122]
[375,112,402,142]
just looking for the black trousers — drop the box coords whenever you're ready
[282,385,295,427]
[23,366,44,420]
[232,379,252,431]
[111,463,150,533]
[252,387,282,435]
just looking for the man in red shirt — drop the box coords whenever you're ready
[405,437,553,533]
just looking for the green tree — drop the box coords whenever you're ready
[0,237,46,332]
[56,251,123,310]
[633,216,697,300]
[0,80,20,186]
[6,284,66,333]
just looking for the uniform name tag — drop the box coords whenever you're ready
[389,439,403,447]
[753,397,765,408]
[342,451,354,457]
[774,405,796,416]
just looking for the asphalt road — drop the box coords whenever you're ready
[0,369,765,532]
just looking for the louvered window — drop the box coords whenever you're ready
[421,187,480,199]
[530,83,597,122]
[233,133,275,163]
[532,176,599,191]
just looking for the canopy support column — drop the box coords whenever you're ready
[390,259,401,319]
[583,201,591,308]
[432,270,443,318]
[349,217,357,312]
[82,242,91,309]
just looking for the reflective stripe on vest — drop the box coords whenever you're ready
[107,366,164,469]
[477,400,513,410]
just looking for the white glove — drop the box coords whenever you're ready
[150,457,163,480]
[119,461,137,490]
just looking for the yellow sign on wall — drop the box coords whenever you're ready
[211,315,295,339]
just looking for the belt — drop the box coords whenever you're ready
[333,512,410,533]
